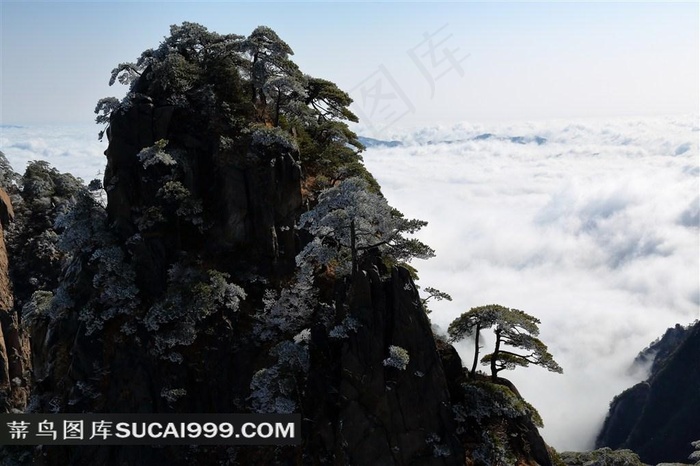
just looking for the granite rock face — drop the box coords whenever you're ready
[0,188,29,412]
[633,324,692,378]
[103,100,469,463]
[7,108,554,465]
[596,322,700,464]
[103,95,302,297]
[0,172,33,413]
[0,24,558,465]
[304,264,463,465]
[559,447,644,466]
[9,98,467,466]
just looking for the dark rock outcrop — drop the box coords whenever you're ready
[1,24,558,466]
[4,161,83,311]
[633,323,690,377]
[0,188,30,412]
[559,447,644,466]
[595,383,648,451]
[14,97,473,466]
[596,321,700,464]
[0,161,86,417]
[104,95,302,297]
[437,337,552,466]
[305,265,463,465]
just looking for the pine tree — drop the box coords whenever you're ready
[449,305,563,380]
[297,177,434,277]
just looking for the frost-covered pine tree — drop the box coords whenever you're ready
[96,21,245,133]
[263,75,307,127]
[240,25,299,122]
[297,177,434,277]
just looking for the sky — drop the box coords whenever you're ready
[1,1,699,127]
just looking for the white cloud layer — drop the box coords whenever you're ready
[1,124,107,183]
[361,114,699,451]
[1,115,699,451]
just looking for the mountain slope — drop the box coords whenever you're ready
[596,321,700,464]
[0,23,555,466]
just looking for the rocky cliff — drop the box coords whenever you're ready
[633,323,692,378]
[102,93,302,293]
[596,321,700,464]
[0,185,30,412]
[0,23,554,466]
[303,264,462,465]
[0,149,31,413]
[18,86,463,466]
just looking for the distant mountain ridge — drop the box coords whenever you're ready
[633,323,691,377]
[359,133,547,148]
[596,321,700,464]
[357,136,402,148]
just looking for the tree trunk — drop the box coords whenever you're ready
[470,323,480,377]
[274,91,281,127]
[491,329,501,381]
[251,53,258,104]
[350,219,357,277]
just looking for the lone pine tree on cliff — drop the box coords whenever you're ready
[448,304,563,381]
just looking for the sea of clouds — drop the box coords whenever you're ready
[0,124,108,183]
[1,115,699,451]
[360,114,699,451]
